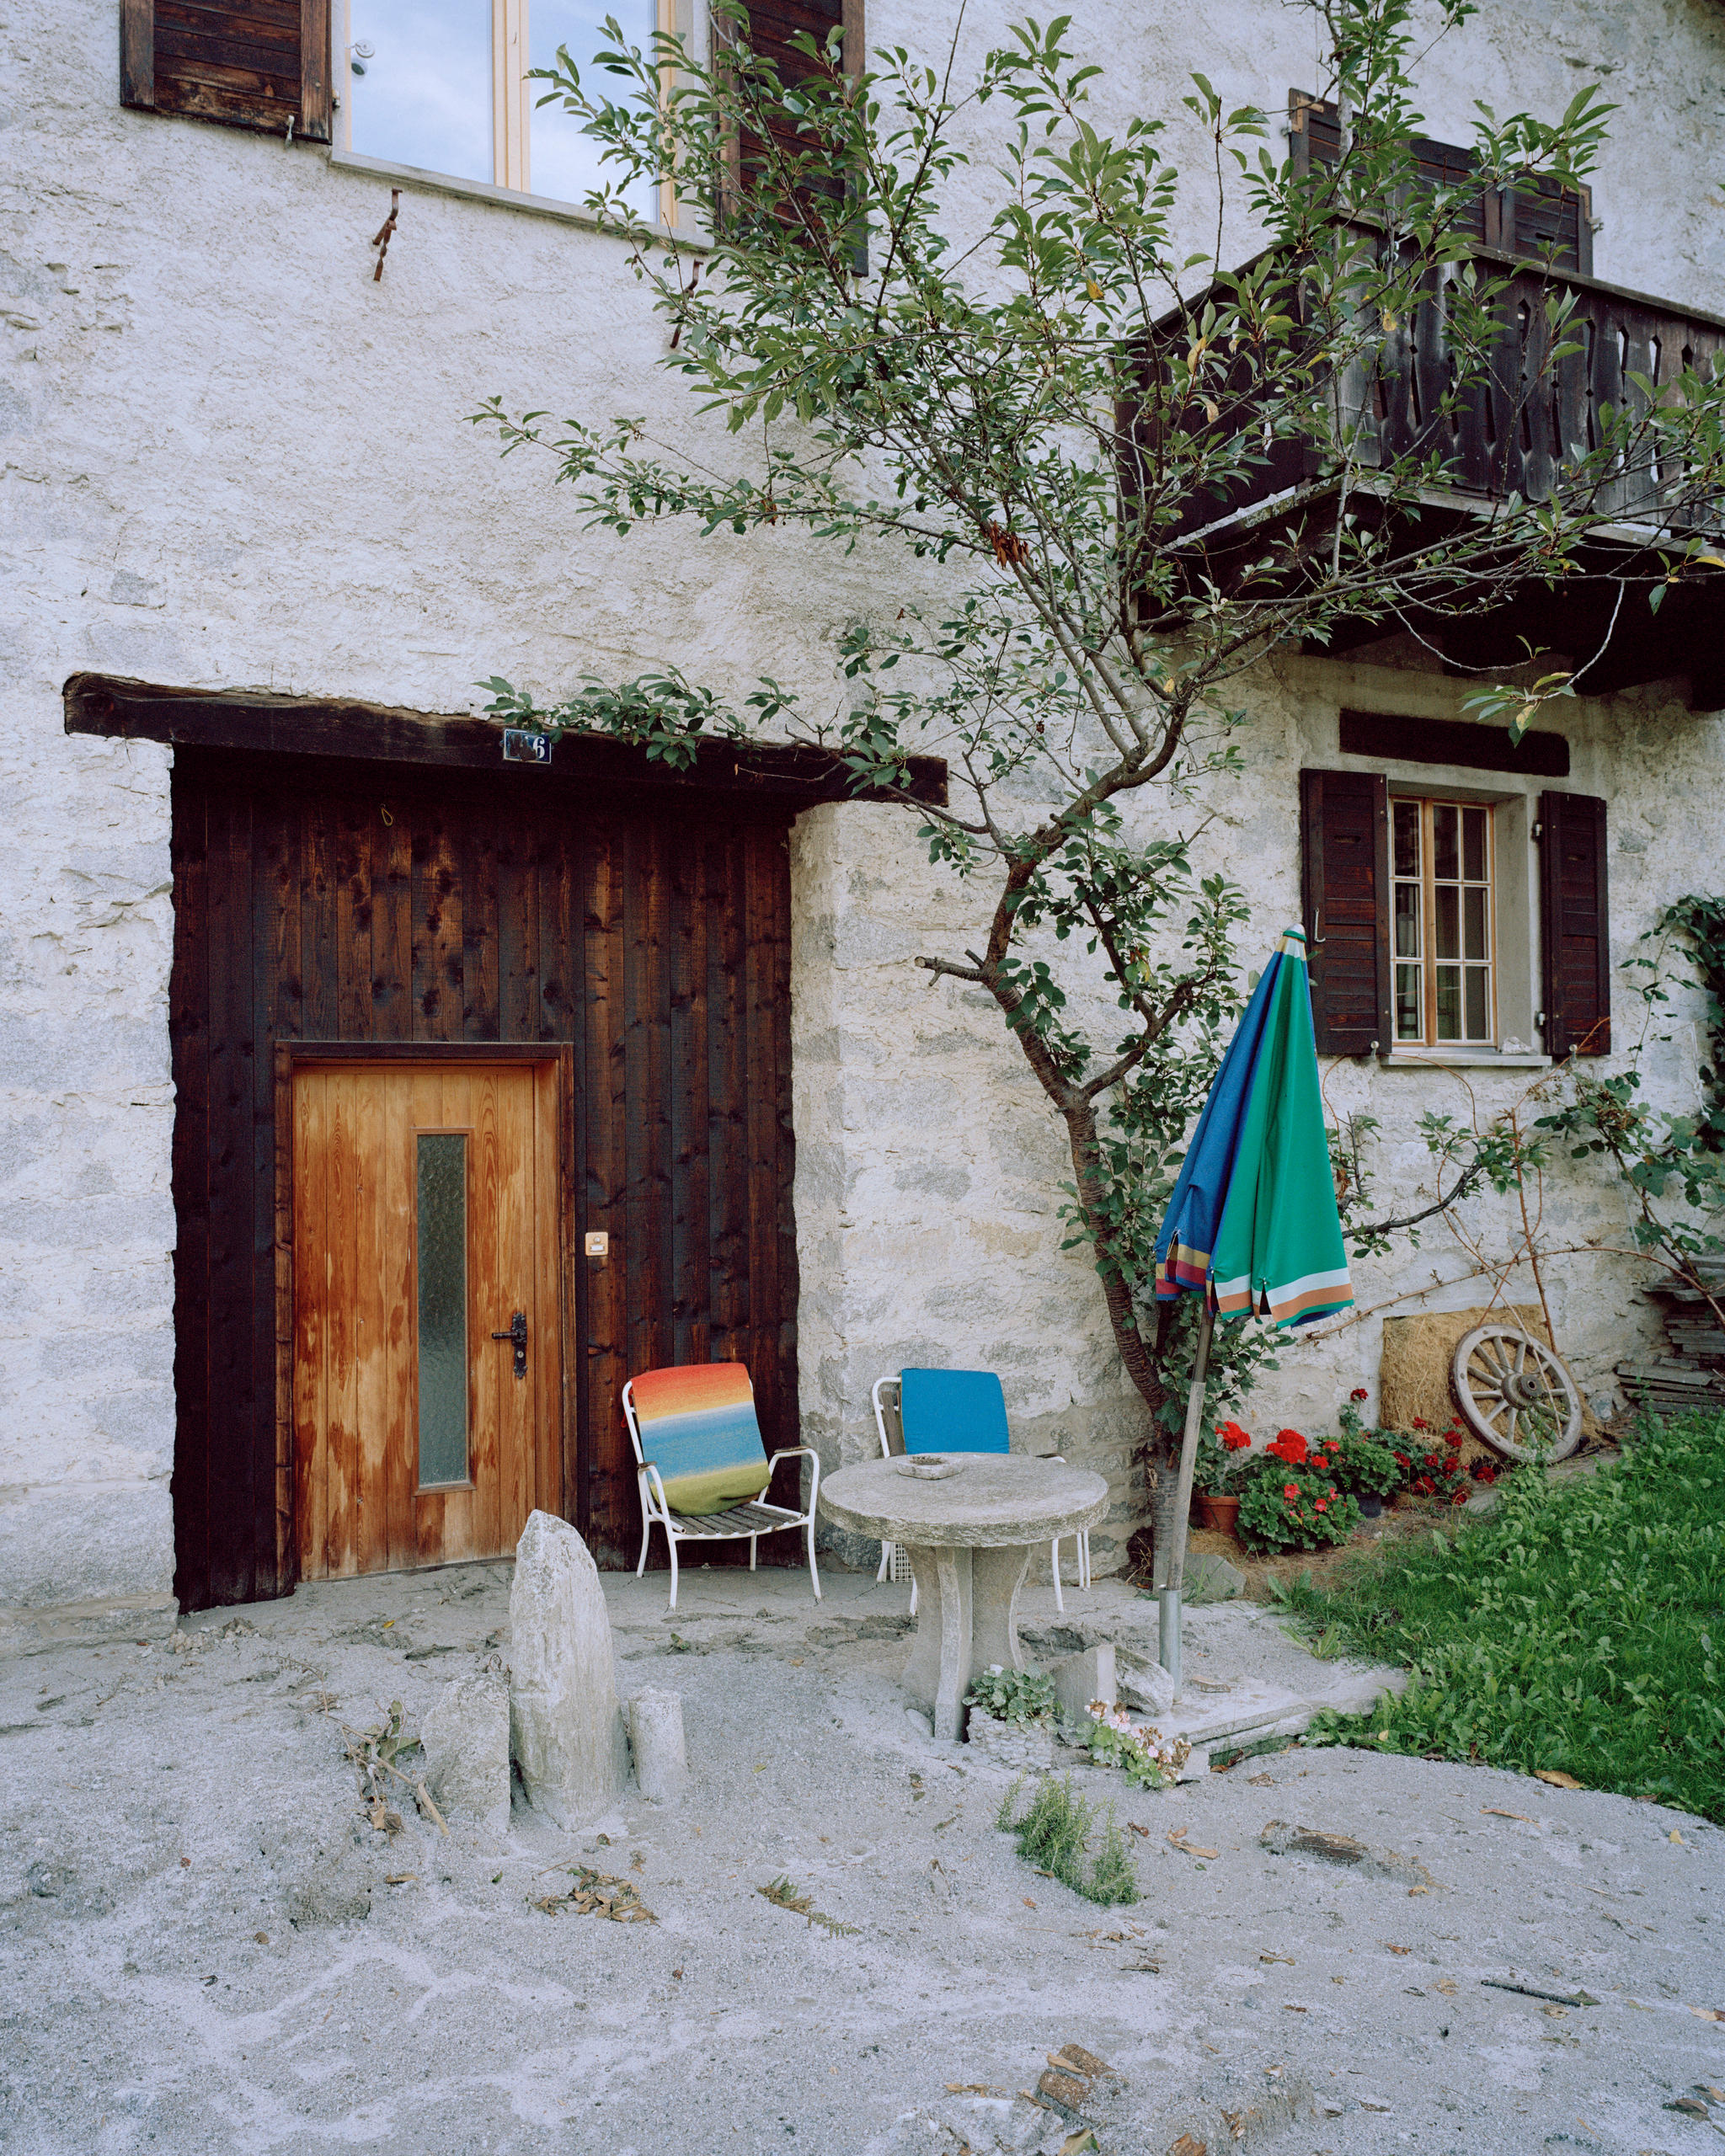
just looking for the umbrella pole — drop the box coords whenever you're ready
[1158,1299,1215,1694]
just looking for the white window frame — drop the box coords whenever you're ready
[1390,792,1498,1049]
[332,0,689,231]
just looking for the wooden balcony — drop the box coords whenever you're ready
[1150,248,1725,706]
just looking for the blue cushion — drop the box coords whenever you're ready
[899,1368,1010,1455]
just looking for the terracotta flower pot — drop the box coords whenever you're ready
[1193,1492,1242,1537]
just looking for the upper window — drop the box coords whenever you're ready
[1391,796,1495,1047]
[344,0,659,216]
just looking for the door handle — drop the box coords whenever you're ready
[490,1310,527,1380]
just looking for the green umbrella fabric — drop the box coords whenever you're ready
[1209,929,1354,1326]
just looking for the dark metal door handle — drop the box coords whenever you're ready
[490,1310,527,1379]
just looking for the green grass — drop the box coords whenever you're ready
[1284,1413,1725,1821]
[999,1774,1140,1905]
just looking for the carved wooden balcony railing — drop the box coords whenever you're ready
[1157,248,1725,543]
[1133,244,1725,702]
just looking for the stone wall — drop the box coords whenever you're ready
[3,0,1723,1619]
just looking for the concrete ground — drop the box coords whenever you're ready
[2,1557,1721,2156]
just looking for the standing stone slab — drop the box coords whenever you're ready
[508,1511,628,1828]
[628,1689,689,1804]
[421,1667,510,1833]
[1048,1642,1115,1729]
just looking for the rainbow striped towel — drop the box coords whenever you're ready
[631,1363,772,1515]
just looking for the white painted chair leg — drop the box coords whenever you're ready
[909,1573,918,1618]
[1050,1537,1065,1614]
[637,1513,652,1578]
[666,1530,680,1613]
[1080,1531,1092,1590]
[806,1513,821,1599]
[749,1535,758,1572]
[877,1538,893,1584]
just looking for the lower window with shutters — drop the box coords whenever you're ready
[1301,766,1610,1065]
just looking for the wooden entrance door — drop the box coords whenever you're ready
[291,1059,562,1579]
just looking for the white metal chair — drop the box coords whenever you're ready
[623,1362,821,1613]
[870,1372,1091,1614]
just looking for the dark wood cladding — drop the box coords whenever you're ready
[168,748,799,1609]
[1339,709,1570,778]
[120,0,332,141]
[67,674,945,809]
[1540,790,1610,1058]
[1301,768,1391,1057]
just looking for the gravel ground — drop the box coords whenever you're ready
[1,1561,1720,2156]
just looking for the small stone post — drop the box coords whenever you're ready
[508,1510,628,1828]
[628,1688,689,1802]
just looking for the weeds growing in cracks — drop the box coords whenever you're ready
[998,1774,1140,1907]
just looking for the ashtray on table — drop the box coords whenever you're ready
[895,1455,964,1480]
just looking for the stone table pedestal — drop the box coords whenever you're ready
[818,1455,1108,1741]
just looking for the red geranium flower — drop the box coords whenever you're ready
[1393,1451,1410,1467]
[1284,1482,1300,1500]
[1314,1500,1327,1512]
[1268,1429,1309,1465]
[1349,1387,1370,1402]
[1411,1417,1429,1431]
[1451,1489,1470,1506]
[1220,1422,1252,1452]
[1444,1431,1463,1451]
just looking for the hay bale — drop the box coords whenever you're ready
[1379,1304,1596,1450]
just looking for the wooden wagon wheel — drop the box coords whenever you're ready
[1450,1325,1583,1464]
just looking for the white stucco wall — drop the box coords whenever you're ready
[3,0,1723,1618]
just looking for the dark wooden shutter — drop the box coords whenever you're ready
[1503,175,1593,275]
[734,0,863,259]
[120,0,331,142]
[1300,769,1391,1056]
[1289,90,1592,264]
[1540,791,1610,1057]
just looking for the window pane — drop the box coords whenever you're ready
[350,0,494,184]
[1396,963,1423,1040]
[1462,807,1487,883]
[529,0,657,213]
[1434,883,1459,959]
[1465,966,1489,1039]
[1432,803,1459,881]
[417,1133,469,1488]
[1393,800,1420,878]
[1394,881,1421,958]
[1435,966,1461,1039]
[1464,885,1487,960]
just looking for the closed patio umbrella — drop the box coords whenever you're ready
[1151,926,1354,1686]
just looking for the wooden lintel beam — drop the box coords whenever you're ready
[62,673,948,810]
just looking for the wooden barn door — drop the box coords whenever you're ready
[168,749,797,1607]
[291,1059,562,1579]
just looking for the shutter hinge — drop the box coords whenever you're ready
[1531,820,1543,841]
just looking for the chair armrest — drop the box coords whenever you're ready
[766,1446,820,1508]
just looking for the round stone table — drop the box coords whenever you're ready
[818,1455,1108,1741]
